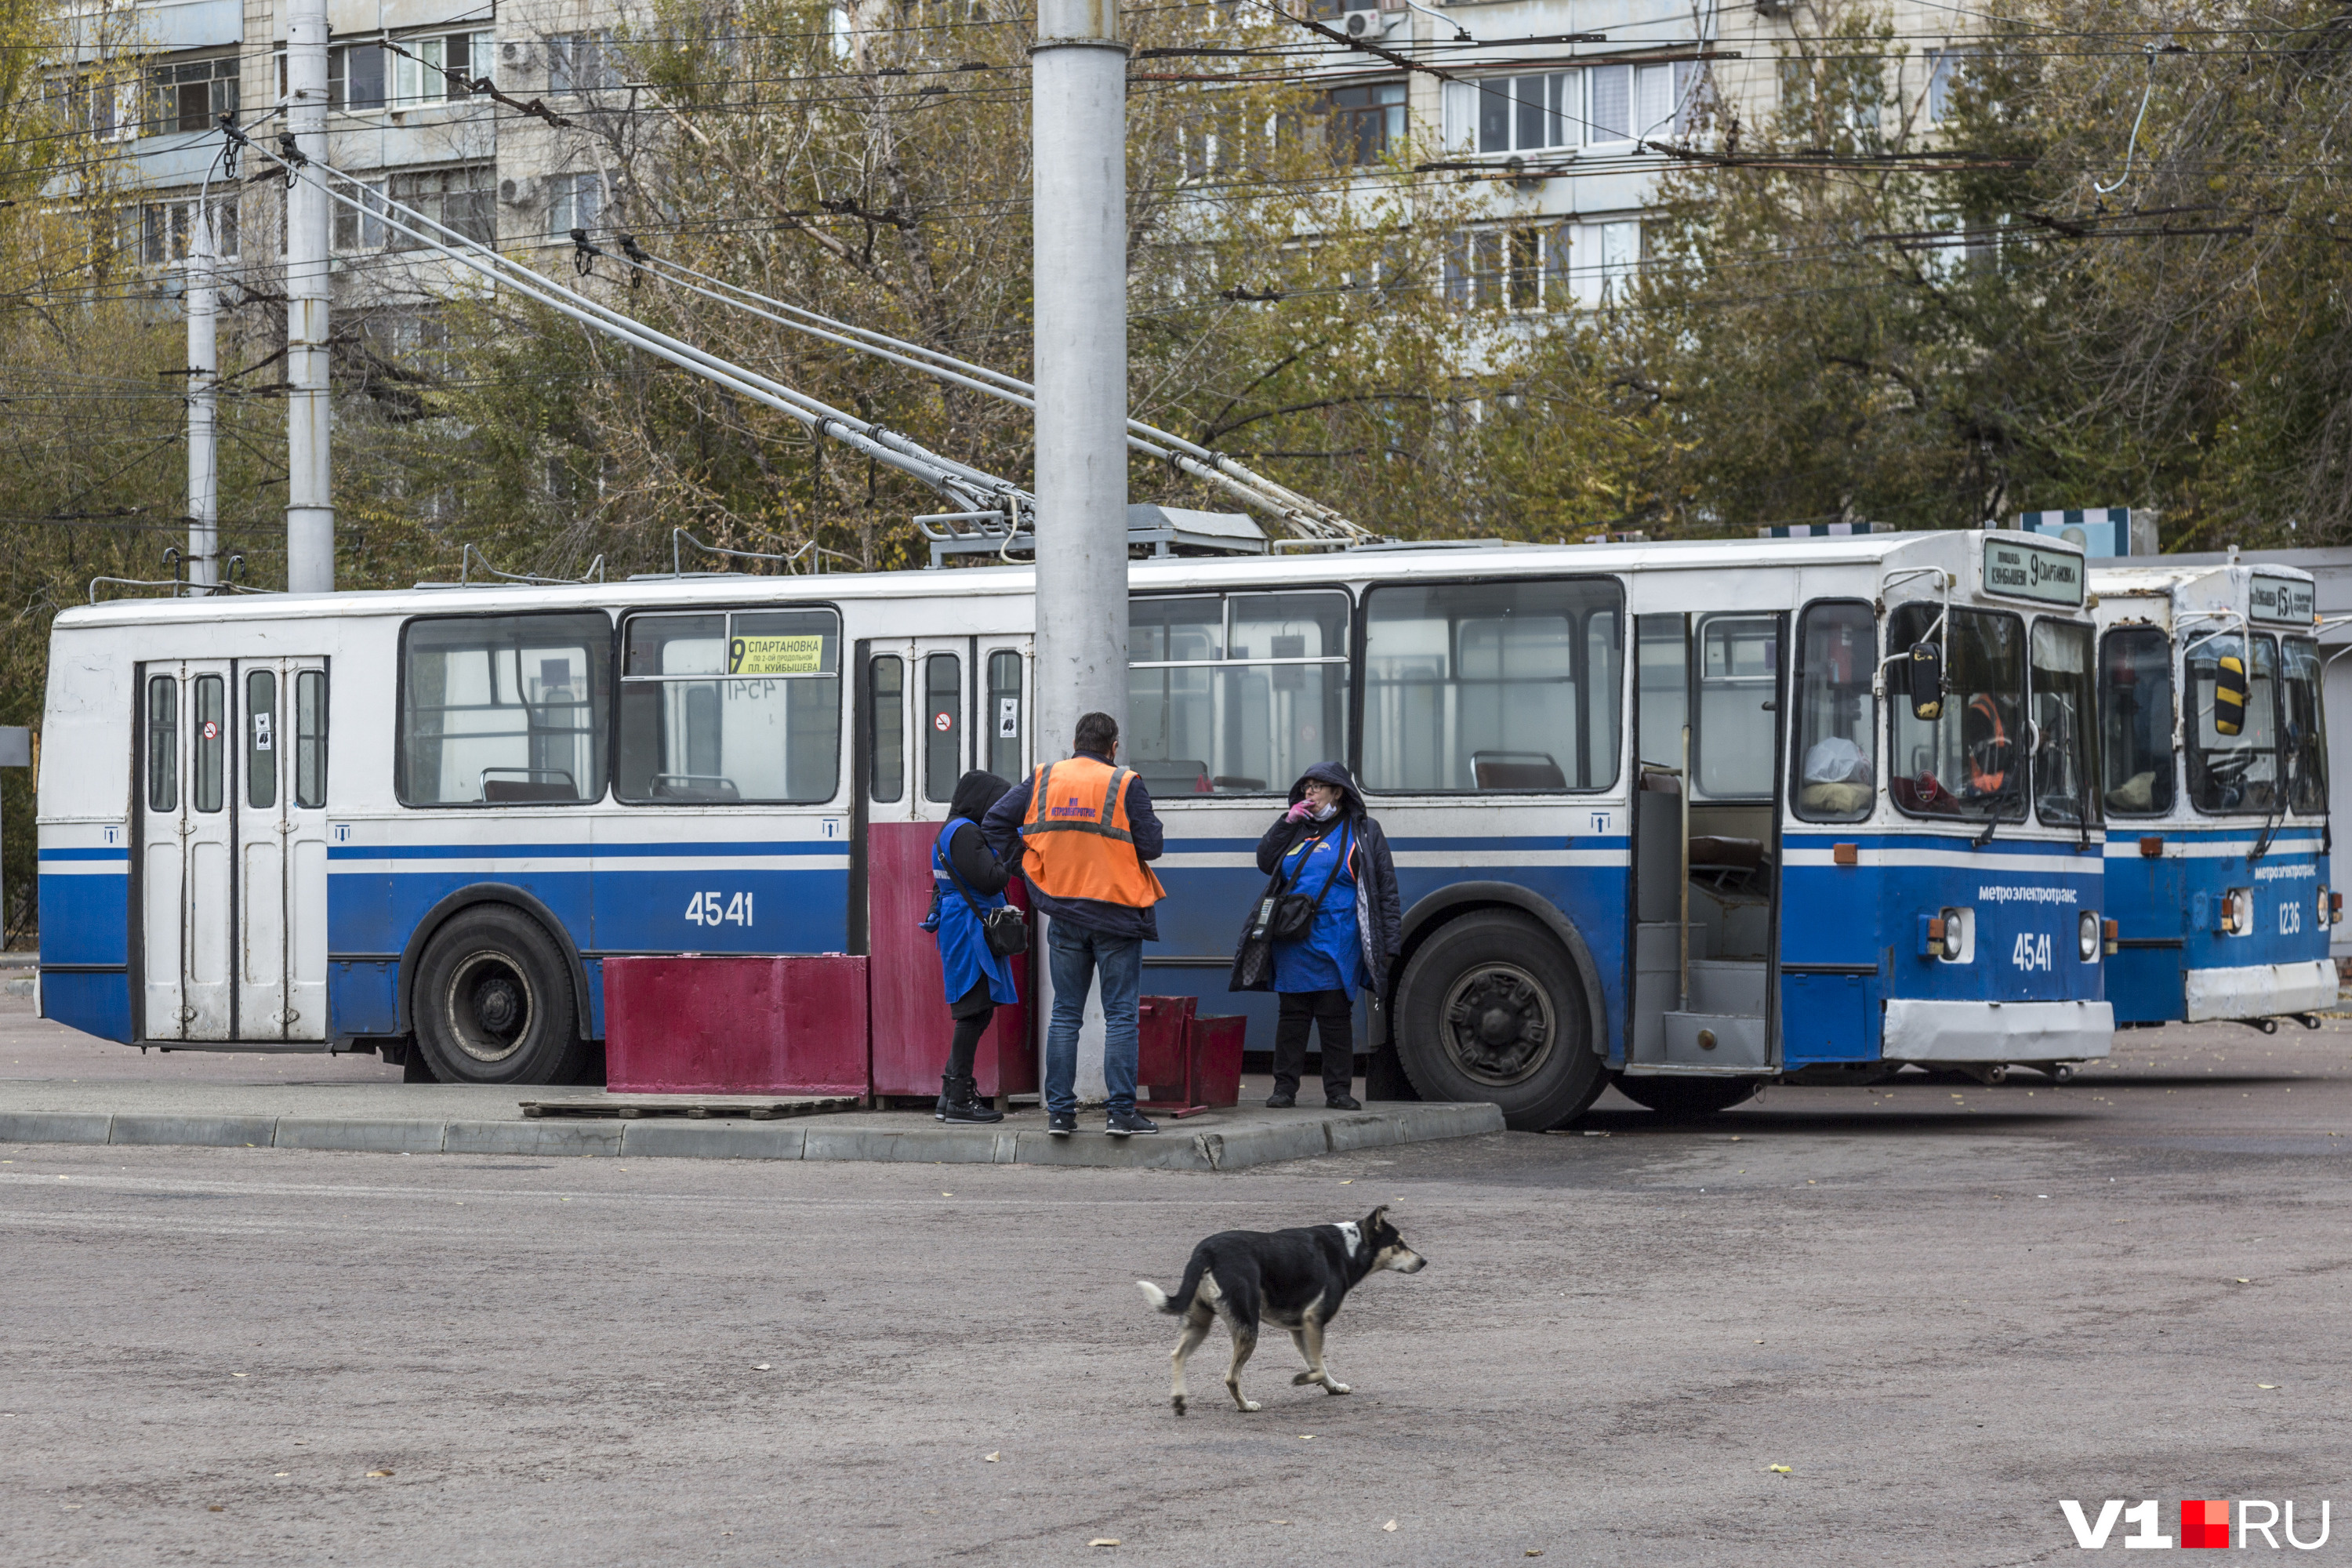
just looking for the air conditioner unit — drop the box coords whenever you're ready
[499,40,534,71]
[498,176,539,206]
[1344,8,1377,37]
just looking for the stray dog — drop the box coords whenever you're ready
[1137,1205,1425,1414]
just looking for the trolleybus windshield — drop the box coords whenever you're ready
[2028,619,2099,829]
[2187,632,2280,815]
[2097,626,2176,816]
[1886,603,2025,821]
[2281,634,2328,815]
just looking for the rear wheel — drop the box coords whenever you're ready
[412,906,589,1086]
[1610,1074,1761,1120]
[1393,910,1603,1131]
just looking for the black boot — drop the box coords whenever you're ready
[940,1075,1004,1124]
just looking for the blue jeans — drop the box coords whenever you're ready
[1044,919,1142,1116]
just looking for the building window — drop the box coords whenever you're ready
[1324,82,1405,165]
[1458,61,1692,155]
[1445,227,1568,311]
[1926,49,1964,123]
[333,181,390,250]
[392,31,494,107]
[140,197,239,265]
[548,171,603,238]
[146,55,238,136]
[389,167,495,248]
[550,33,623,94]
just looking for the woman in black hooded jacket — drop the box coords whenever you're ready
[1229,761,1401,1109]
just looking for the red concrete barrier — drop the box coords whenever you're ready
[604,955,869,1096]
[1138,996,1246,1116]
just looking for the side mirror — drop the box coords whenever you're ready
[1907,643,1944,721]
[2212,655,2249,737]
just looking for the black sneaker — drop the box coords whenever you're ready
[1105,1108,1160,1137]
[1325,1093,1362,1112]
[1265,1091,1296,1109]
[1047,1111,1076,1138]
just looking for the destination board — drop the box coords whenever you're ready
[2249,573,2316,626]
[1982,536,2085,606]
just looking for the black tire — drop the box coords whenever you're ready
[411,906,588,1086]
[1610,1074,1761,1120]
[1393,910,1603,1131]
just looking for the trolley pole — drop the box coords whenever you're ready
[184,212,218,592]
[1030,0,1129,753]
[284,0,334,593]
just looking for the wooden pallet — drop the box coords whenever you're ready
[517,1097,859,1121]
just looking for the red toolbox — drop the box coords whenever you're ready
[604,955,869,1097]
[1137,996,1246,1117]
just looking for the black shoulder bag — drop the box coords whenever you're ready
[1252,822,1349,943]
[940,831,1029,959]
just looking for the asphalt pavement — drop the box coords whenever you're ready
[5,1002,2352,1565]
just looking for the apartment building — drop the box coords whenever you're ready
[1301,0,1980,309]
[58,0,625,332]
[69,0,1976,336]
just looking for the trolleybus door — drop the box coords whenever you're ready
[862,637,1034,1100]
[232,660,328,1042]
[137,659,234,1041]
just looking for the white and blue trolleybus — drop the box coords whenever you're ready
[2089,560,2338,1029]
[35,528,2113,1123]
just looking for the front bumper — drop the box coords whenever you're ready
[2182,959,2339,1022]
[1882,999,2114,1063]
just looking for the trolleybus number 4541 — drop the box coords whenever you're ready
[684,891,755,927]
[2013,932,2053,972]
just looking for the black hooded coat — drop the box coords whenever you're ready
[1228,761,1402,999]
[942,771,1018,895]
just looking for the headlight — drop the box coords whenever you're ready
[2078,910,2100,962]
[2322,886,2337,927]
[1936,907,1968,961]
[2219,889,2252,936]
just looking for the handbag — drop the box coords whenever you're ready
[940,840,1029,959]
[1251,822,1349,944]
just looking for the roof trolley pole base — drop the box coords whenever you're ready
[1031,0,1131,753]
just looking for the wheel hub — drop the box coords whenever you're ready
[445,951,535,1064]
[1442,964,1555,1087]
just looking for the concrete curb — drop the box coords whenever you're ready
[0,1102,1506,1170]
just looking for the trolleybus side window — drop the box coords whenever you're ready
[145,674,177,812]
[2187,632,2278,814]
[2098,626,2174,816]
[1635,618,1686,771]
[1128,590,1350,796]
[1362,578,1622,793]
[192,673,225,813]
[869,654,905,804]
[1886,603,2024,821]
[246,669,277,810]
[397,612,612,806]
[2281,635,2328,815]
[987,649,1022,779]
[295,670,327,809]
[2029,619,2098,829]
[1791,601,1875,822]
[615,608,842,804]
[1695,615,1777,800]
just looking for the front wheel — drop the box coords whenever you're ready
[1610,1074,1761,1120]
[412,906,589,1085]
[1393,910,1603,1131]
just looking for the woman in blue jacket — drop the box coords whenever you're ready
[1229,761,1402,1110]
[930,771,1022,1123]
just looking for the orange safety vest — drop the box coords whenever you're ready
[1019,757,1168,909]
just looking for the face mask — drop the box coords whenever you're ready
[1311,800,1341,822]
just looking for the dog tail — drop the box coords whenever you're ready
[1138,1251,1210,1316]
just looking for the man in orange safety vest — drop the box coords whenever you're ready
[982,711,1167,1138]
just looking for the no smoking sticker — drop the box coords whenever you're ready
[201,720,219,741]
[933,712,953,732]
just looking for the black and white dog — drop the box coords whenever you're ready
[1137,1206,1425,1414]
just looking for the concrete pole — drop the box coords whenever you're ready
[1030,0,1129,760]
[284,0,333,593]
[185,212,219,592]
